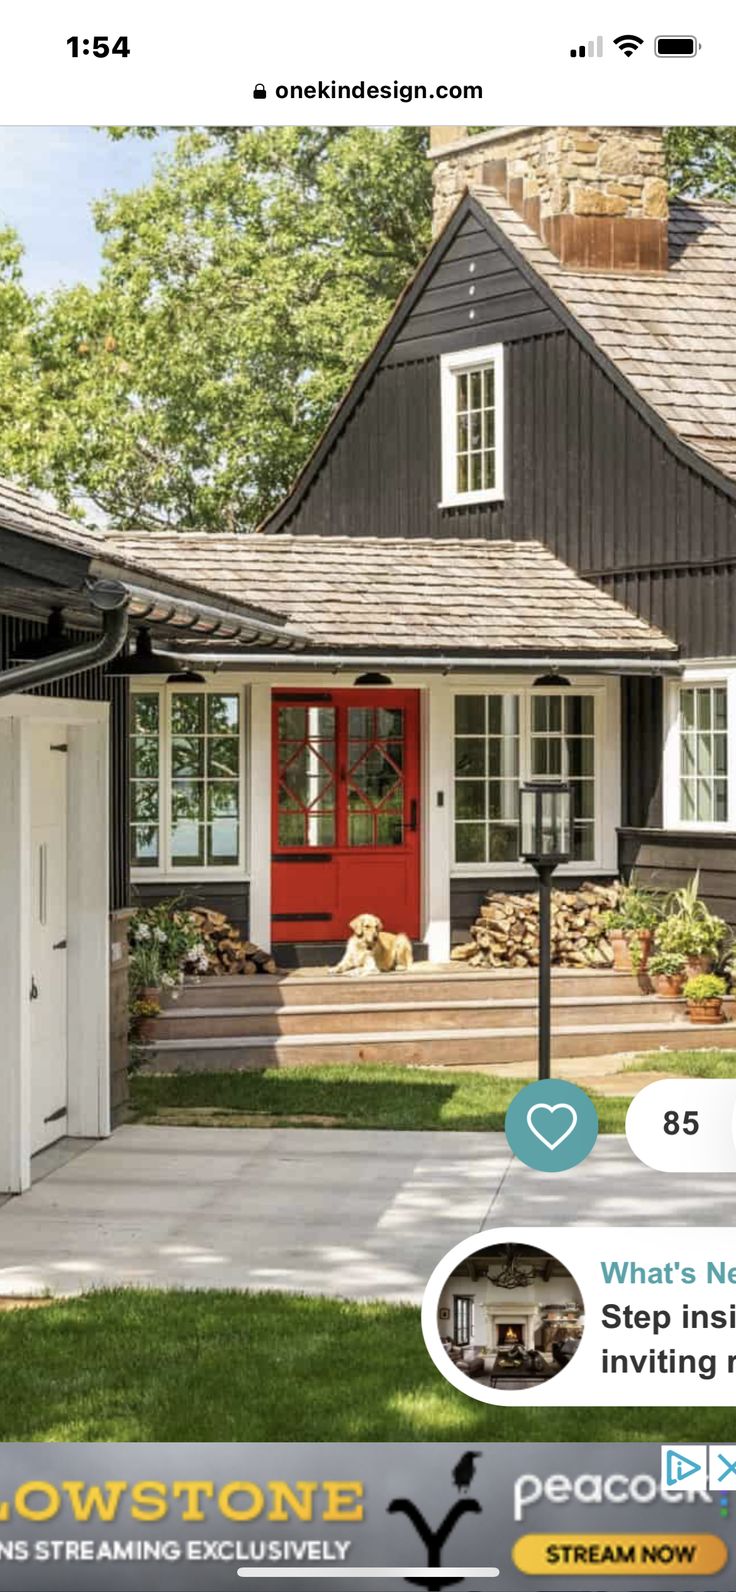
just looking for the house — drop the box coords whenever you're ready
[111,124,736,969]
[5,122,736,1185]
[0,479,303,1191]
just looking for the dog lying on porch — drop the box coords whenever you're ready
[333,913,414,975]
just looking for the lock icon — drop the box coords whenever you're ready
[253,83,267,99]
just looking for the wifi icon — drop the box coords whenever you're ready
[614,33,644,55]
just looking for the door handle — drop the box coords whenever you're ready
[29,976,39,1001]
[409,798,418,832]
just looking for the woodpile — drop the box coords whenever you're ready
[185,907,278,976]
[451,882,621,969]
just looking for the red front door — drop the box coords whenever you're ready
[271,689,421,943]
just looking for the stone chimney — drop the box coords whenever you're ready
[429,126,668,271]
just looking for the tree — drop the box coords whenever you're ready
[664,128,736,200]
[2,125,736,531]
[0,126,432,530]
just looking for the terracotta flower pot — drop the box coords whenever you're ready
[141,985,161,1007]
[610,929,653,973]
[687,998,725,1024]
[653,973,685,999]
[609,930,633,972]
[686,955,714,978]
[136,1017,159,1042]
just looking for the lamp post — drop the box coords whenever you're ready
[520,781,573,1080]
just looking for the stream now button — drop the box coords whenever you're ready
[512,1533,728,1576]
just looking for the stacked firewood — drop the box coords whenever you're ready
[185,907,278,976]
[451,882,621,969]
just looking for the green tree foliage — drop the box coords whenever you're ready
[0,127,432,530]
[664,127,736,200]
[2,125,736,531]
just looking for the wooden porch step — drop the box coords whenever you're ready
[171,967,646,1010]
[137,1018,736,1073]
[150,992,710,1040]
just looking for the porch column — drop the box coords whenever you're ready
[0,715,31,1191]
[424,680,452,962]
[249,683,272,950]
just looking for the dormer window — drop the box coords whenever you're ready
[440,343,504,507]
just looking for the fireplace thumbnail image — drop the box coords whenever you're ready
[436,1242,584,1393]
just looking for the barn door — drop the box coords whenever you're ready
[29,724,69,1152]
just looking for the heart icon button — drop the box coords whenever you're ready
[526,1102,578,1152]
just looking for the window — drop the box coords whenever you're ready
[454,690,598,866]
[130,685,244,874]
[440,343,504,506]
[453,1295,474,1347]
[678,684,728,824]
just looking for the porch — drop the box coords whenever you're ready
[137,962,736,1072]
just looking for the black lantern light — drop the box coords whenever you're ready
[519,781,572,1081]
[520,780,573,868]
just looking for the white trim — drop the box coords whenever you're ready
[439,342,505,507]
[0,694,109,1194]
[424,679,452,962]
[249,683,272,952]
[130,676,247,882]
[449,677,620,877]
[663,668,735,834]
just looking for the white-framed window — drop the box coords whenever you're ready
[664,674,732,831]
[440,343,504,507]
[130,682,246,876]
[453,686,601,869]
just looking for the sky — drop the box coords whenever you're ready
[0,125,173,294]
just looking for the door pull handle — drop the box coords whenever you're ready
[409,798,418,832]
[29,976,39,1001]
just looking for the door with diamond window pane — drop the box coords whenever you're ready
[271,690,420,942]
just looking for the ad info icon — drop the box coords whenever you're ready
[662,1447,707,1489]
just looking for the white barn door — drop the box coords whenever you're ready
[29,723,68,1152]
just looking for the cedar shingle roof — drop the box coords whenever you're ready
[474,187,736,483]
[109,532,676,656]
[0,476,109,557]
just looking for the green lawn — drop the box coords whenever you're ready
[0,1290,726,1444]
[626,1049,736,1077]
[130,1065,630,1133]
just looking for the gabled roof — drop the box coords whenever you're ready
[261,187,736,534]
[109,532,676,659]
[473,187,736,485]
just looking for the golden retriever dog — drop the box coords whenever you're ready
[333,913,414,976]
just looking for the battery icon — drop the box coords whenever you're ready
[655,34,700,56]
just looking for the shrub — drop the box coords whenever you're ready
[604,884,662,935]
[683,973,727,1003]
[648,951,687,978]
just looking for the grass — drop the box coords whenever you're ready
[626,1049,736,1077]
[130,1065,631,1133]
[0,1289,728,1444]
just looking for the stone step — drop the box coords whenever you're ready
[138,1018,736,1073]
[171,967,645,1010]
[150,992,708,1040]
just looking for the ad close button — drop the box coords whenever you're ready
[512,1533,728,1575]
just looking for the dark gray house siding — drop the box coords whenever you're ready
[265,201,736,933]
[0,611,130,913]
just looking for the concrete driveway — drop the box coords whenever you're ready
[0,1125,733,1301]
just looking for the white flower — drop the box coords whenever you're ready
[161,973,175,988]
[134,922,151,941]
[154,927,168,944]
[197,955,209,972]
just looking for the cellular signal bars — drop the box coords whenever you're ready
[570,36,604,57]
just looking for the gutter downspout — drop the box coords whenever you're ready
[0,578,129,698]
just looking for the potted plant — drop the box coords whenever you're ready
[648,950,687,998]
[130,938,162,1004]
[683,972,728,1025]
[654,903,728,978]
[131,996,162,1044]
[603,885,661,973]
